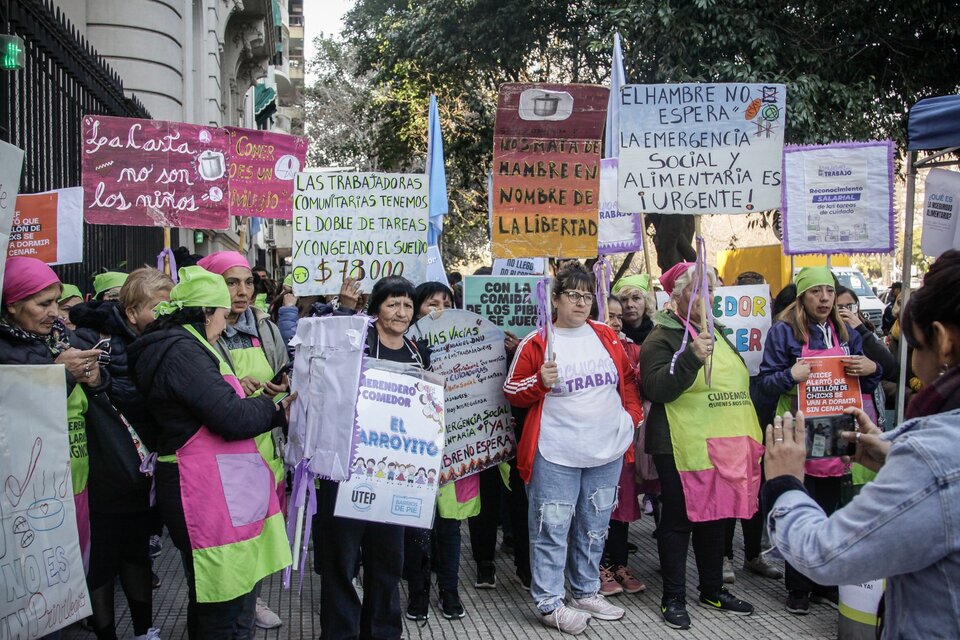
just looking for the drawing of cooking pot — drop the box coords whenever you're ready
[26,497,65,531]
[533,95,560,116]
[197,150,226,181]
[518,89,574,121]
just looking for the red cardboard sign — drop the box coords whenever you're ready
[224,127,308,219]
[798,356,863,416]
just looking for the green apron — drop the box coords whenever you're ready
[67,384,89,494]
[229,337,285,485]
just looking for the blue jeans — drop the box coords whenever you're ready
[527,450,622,613]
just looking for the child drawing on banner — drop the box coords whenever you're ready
[415,468,427,485]
[427,469,436,486]
[396,465,406,482]
[352,458,365,477]
[417,381,444,426]
[406,464,416,484]
[387,462,397,481]
[375,459,386,479]
[366,459,375,478]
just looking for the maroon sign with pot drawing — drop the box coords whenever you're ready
[224,127,307,220]
[82,115,231,229]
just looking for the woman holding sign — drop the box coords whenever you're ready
[505,263,643,635]
[756,265,881,615]
[639,262,760,631]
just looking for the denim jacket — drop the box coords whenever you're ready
[764,409,960,639]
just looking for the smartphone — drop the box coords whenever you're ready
[270,363,294,385]
[806,414,857,458]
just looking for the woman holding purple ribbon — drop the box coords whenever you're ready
[639,261,759,631]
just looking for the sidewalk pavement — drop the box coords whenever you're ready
[64,515,838,639]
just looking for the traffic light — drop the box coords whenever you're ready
[1,35,25,71]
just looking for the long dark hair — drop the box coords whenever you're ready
[902,249,960,349]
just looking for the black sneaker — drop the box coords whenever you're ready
[405,590,429,621]
[785,590,810,615]
[626,542,638,554]
[660,596,691,630]
[440,590,466,619]
[811,589,839,610]
[516,569,531,591]
[475,562,496,589]
[698,588,754,616]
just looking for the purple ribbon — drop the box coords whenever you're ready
[283,459,318,592]
[139,452,158,507]
[669,236,714,384]
[525,277,552,342]
[156,248,178,283]
[592,256,613,322]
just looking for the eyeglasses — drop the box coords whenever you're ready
[837,303,859,312]
[561,290,594,305]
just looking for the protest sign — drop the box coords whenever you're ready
[407,310,516,483]
[492,257,546,276]
[8,188,83,265]
[710,285,772,376]
[492,83,609,258]
[798,356,863,417]
[291,172,428,295]
[598,158,641,254]
[81,115,231,229]
[463,275,542,338]
[782,141,895,255]
[224,127,307,219]
[921,168,960,258]
[618,83,786,214]
[0,141,25,287]
[334,362,445,529]
[0,366,92,638]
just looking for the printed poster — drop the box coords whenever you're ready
[491,257,546,276]
[463,275,542,338]
[920,168,960,258]
[711,285,772,376]
[224,127,307,220]
[407,310,516,483]
[618,83,786,214]
[81,115,231,229]
[0,141,25,287]
[292,172,428,296]
[798,356,863,417]
[598,157,641,254]
[8,188,83,265]
[334,362,445,529]
[782,141,895,255]
[0,366,92,638]
[492,83,609,258]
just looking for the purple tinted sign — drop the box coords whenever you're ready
[225,127,308,220]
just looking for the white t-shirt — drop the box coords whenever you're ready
[538,323,634,468]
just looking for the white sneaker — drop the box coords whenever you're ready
[723,557,736,584]
[133,629,161,640]
[255,597,282,629]
[569,594,625,621]
[540,604,591,635]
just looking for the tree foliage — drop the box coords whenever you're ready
[304,0,960,266]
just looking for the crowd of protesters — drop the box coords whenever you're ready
[2,246,957,640]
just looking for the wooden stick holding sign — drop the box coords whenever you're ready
[237,218,248,251]
[162,227,172,276]
[694,216,713,385]
[639,212,654,275]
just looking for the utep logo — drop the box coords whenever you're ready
[391,495,423,519]
[350,484,376,512]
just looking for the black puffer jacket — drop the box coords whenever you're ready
[128,324,283,456]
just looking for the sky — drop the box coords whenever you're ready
[302,0,352,82]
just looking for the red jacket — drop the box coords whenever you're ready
[503,320,644,483]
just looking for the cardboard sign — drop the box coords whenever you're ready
[618,83,786,214]
[0,366,93,638]
[598,157,641,254]
[463,275,543,338]
[81,115,231,229]
[334,362,445,529]
[492,83,609,258]
[798,356,863,417]
[224,127,307,219]
[291,172,428,295]
[0,141,25,287]
[8,188,83,265]
[491,257,546,276]
[407,310,516,483]
[921,168,960,258]
[710,285,772,376]
[782,141,895,255]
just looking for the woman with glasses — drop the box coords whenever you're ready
[505,263,643,635]
[836,286,897,419]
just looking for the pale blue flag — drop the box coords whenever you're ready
[426,94,448,246]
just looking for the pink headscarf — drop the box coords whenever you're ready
[197,251,250,276]
[3,257,61,304]
[659,262,695,296]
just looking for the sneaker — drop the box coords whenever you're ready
[540,604,591,635]
[613,565,646,594]
[133,628,161,640]
[660,596,691,630]
[254,597,282,629]
[405,589,429,621]
[598,566,623,596]
[475,562,496,589]
[440,590,465,619]
[786,590,811,615]
[151,570,161,589]
[811,589,839,610]
[569,594,625,621]
[698,588,754,616]
[743,556,783,579]
[149,535,162,559]
[722,557,735,584]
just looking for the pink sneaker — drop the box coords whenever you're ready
[599,566,623,596]
[613,565,646,594]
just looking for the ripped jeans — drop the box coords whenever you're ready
[527,450,622,613]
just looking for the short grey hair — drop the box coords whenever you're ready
[670,267,718,302]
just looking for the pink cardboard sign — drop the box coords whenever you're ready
[82,115,231,229]
[225,127,308,220]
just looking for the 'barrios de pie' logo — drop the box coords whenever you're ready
[350,484,376,511]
